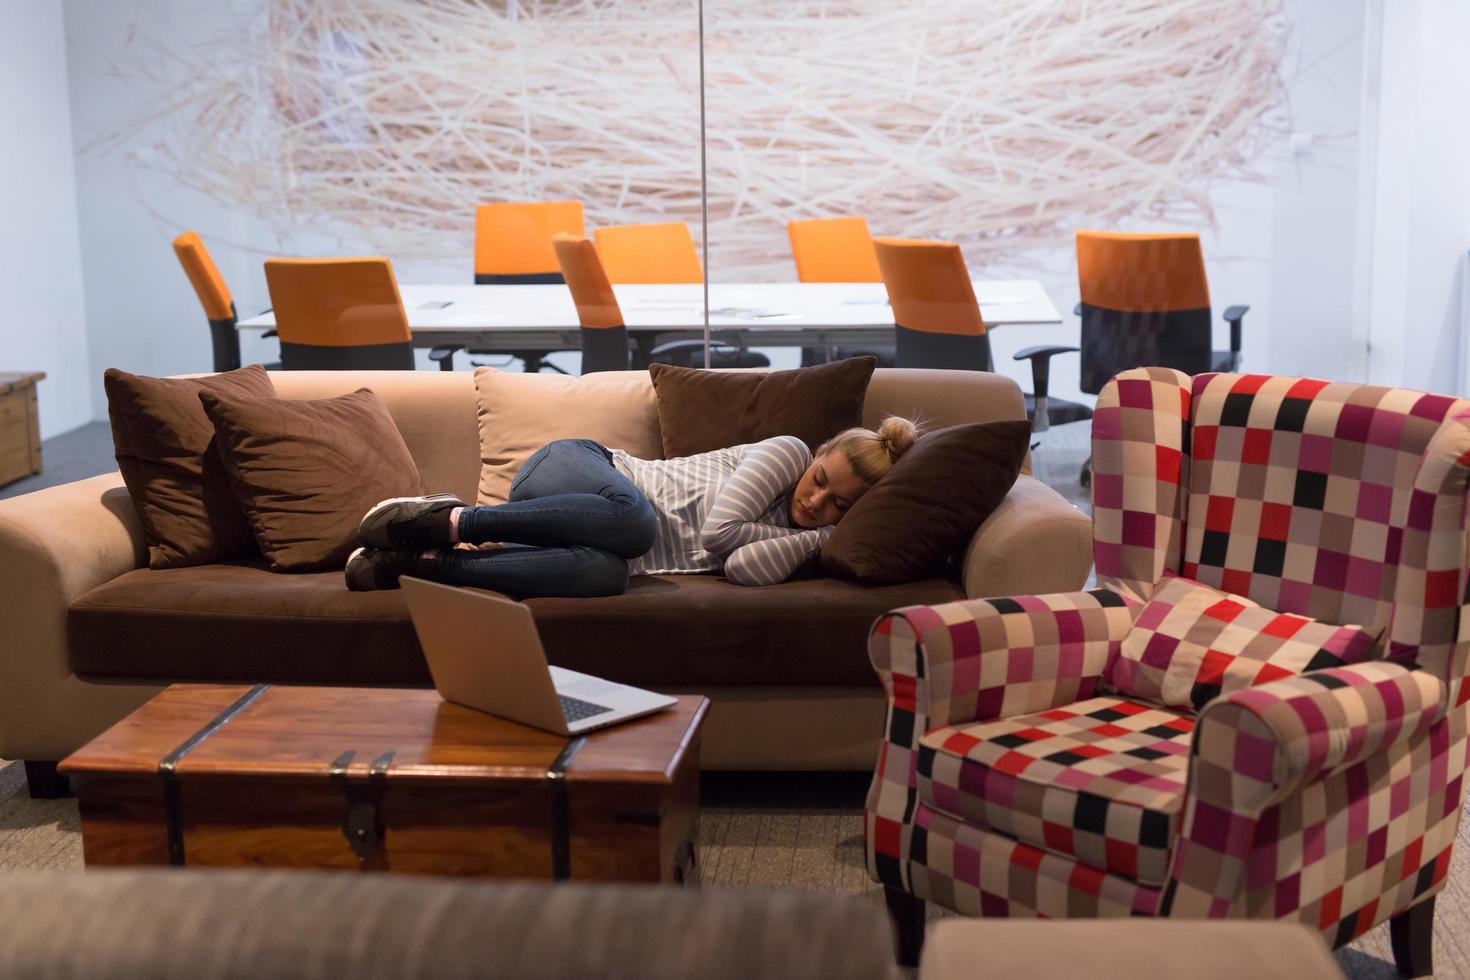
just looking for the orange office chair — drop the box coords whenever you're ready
[788,215,894,367]
[874,236,1091,432]
[472,200,586,374]
[173,231,273,373]
[1075,230,1248,392]
[264,257,455,371]
[551,234,629,374]
[552,234,758,373]
[474,200,586,285]
[1071,230,1248,485]
[593,222,703,284]
[787,216,883,283]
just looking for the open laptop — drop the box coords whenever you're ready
[399,576,676,735]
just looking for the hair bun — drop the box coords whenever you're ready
[877,416,919,461]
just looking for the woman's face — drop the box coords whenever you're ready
[790,451,869,528]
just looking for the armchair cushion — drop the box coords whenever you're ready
[918,694,1193,885]
[1107,575,1379,712]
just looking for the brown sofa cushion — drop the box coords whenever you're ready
[104,365,275,569]
[649,357,876,458]
[200,388,425,571]
[821,420,1031,584]
[68,567,962,687]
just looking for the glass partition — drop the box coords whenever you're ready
[699,0,1298,393]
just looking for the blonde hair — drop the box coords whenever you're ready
[817,416,920,485]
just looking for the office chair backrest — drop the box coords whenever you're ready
[173,231,234,321]
[1075,230,1213,394]
[552,234,629,373]
[474,200,586,284]
[787,216,883,283]
[263,257,415,370]
[593,222,703,284]
[173,231,244,373]
[873,237,991,372]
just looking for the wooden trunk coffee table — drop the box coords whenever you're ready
[61,684,706,883]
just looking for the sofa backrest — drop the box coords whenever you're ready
[265,366,1032,505]
[267,371,483,502]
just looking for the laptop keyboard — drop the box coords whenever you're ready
[560,694,615,723]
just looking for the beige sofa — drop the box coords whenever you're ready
[0,368,1091,780]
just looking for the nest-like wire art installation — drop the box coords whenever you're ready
[97,0,1288,278]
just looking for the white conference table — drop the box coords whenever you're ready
[237,280,1062,355]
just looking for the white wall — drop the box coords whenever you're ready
[1360,0,1470,394]
[0,1,93,438]
[1264,0,1368,385]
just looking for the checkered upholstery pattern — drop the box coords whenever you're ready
[1091,368,1191,603]
[1386,405,1470,693]
[1184,374,1469,637]
[900,800,1162,919]
[1164,661,1453,929]
[1106,574,1380,711]
[868,371,1470,951]
[919,696,1192,885]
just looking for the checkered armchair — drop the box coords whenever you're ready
[866,369,1470,976]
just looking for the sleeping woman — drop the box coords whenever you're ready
[344,416,918,598]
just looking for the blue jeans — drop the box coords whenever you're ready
[423,439,656,599]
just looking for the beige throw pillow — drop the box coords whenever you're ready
[473,368,663,505]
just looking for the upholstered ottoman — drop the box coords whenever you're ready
[919,919,1344,979]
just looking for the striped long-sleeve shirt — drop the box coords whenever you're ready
[609,435,834,586]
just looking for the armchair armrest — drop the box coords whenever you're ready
[961,474,1091,600]
[870,588,1138,733]
[1165,661,1446,917]
[866,587,1138,888]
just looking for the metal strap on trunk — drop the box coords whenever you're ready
[331,750,395,867]
[546,736,587,880]
[156,684,271,867]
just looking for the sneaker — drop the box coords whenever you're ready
[345,547,433,592]
[357,493,463,549]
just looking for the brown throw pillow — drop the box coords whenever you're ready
[199,388,426,571]
[820,420,1031,585]
[649,356,877,458]
[104,364,275,569]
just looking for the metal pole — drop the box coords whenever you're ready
[698,0,710,367]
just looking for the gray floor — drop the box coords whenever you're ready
[0,422,115,500]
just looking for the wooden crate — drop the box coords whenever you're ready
[0,372,43,487]
[61,684,705,884]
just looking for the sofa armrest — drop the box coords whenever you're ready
[1165,661,1446,917]
[961,474,1092,599]
[0,473,155,759]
